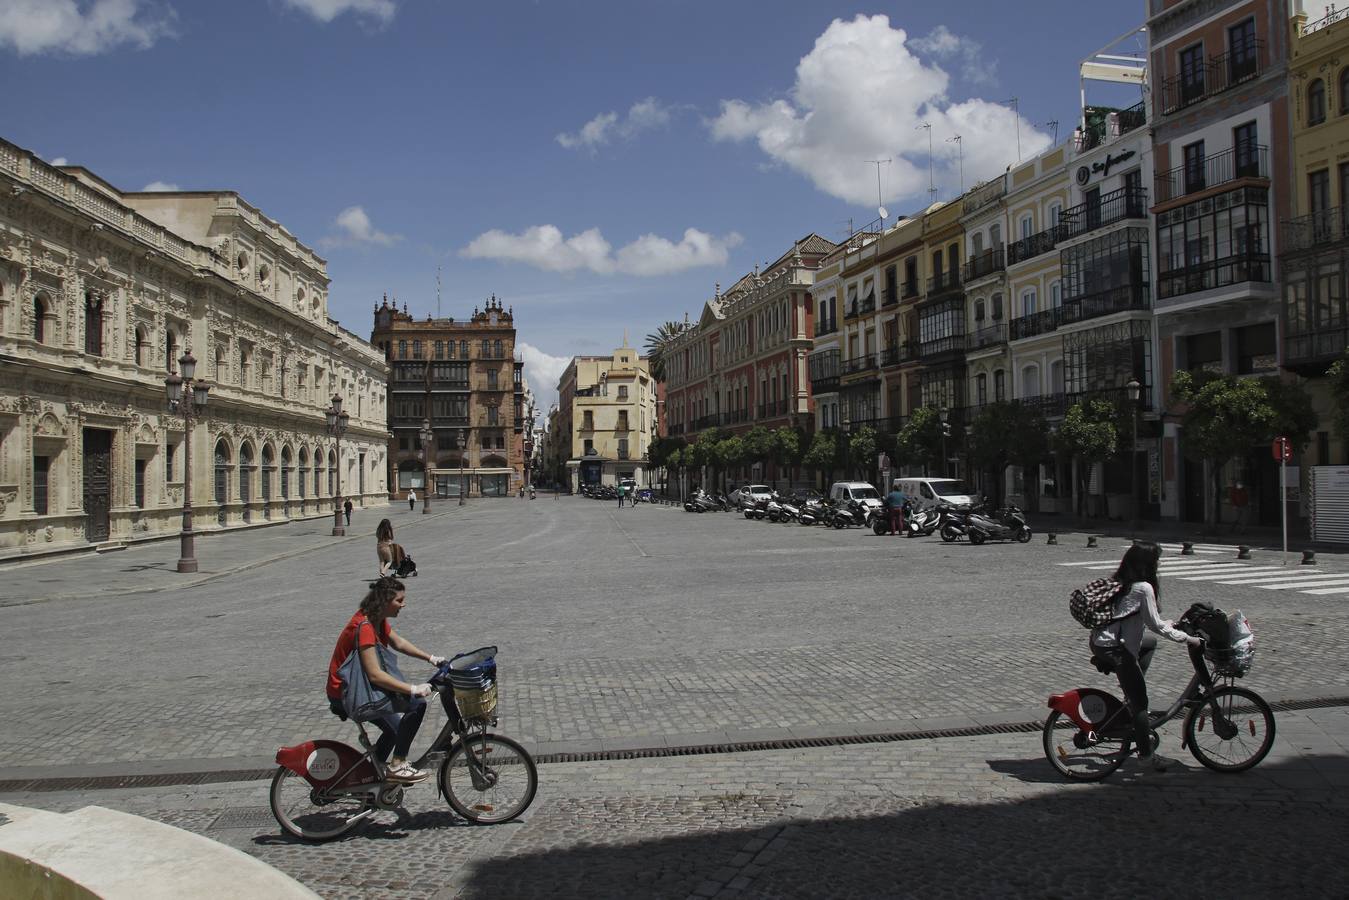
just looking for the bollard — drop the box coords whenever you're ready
[1047,532,1057,545]
[1237,545,1251,560]
[1181,542,1194,555]
[1086,535,1098,548]
[1302,550,1317,566]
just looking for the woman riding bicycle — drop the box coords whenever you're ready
[1090,541,1202,772]
[326,576,452,783]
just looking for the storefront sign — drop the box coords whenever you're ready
[1092,148,1136,177]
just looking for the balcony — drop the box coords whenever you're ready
[754,400,789,419]
[879,341,920,367]
[1154,145,1268,204]
[1070,385,1155,413]
[926,270,962,298]
[1016,393,1068,419]
[1281,207,1349,254]
[961,247,1006,283]
[476,380,508,392]
[810,371,840,394]
[881,287,899,308]
[1157,251,1271,300]
[1285,327,1349,371]
[846,415,907,435]
[967,323,1008,351]
[842,354,878,376]
[918,334,966,358]
[1061,186,1148,240]
[902,280,920,300]
[1009,307,1065,341]
[1007,224,1064,266]
[1160,40,1265,116]
[1061,283,1150,325]
[1075,101,1147,152]
[814,320,839,337]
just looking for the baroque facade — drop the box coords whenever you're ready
[370,295,527,498]
[0,136,389,556]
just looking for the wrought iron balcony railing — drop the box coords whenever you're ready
[1009,307,1065,341]
[1007,224,1065,265]
[1061,186,1149,240]
[1154,145,1268,204]
[1160,39,1265,116]
[962,247,1006,283]
[1281,207,1349,254]
[926,269,962,297]
[1157,251,1271,300]
[967,323,1008,350]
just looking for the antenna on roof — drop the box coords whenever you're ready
[436,266,441,319]
[916,123,936,203]
[1003,98,1021,160]
[1046,119,1060,145]
[866,158,891,221]
[946,135,963,194]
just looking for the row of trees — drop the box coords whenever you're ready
[650,370,1325,523]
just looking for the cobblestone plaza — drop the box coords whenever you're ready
[1,499,1347,896]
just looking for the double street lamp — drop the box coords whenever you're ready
[326,394,350,536]
[458,427,467,506]
[420,418,434,515]
[1126,378,1142,530]
[164,350,211,573]
[938,405,950,478]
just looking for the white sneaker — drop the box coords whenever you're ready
[386,760,429,783]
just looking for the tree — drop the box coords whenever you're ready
[743,426,773,483]
[802,430,838,489]
[1324,352,1349,450]
[848,426,878,483]
[688,427,727,490]
[966,402,1050,509]
[1056,398,1122,519]
[1172,372,1317,524]
[665,447,684,498]
[643,321,686,383]
[771,427,801,489]
[648,436,686,495]
[716,436,746,489]
[894,406,943,474]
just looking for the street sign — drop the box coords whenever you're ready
[878,452,890,471]
[1272,436,1292,462]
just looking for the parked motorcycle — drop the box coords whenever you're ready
[777,496,800,524]
[903,503,944,537]
[939,506,970,543]
[826,499,867,529]
[797,496,827,526]
[965,505,1032,544]
[684,489,718,513]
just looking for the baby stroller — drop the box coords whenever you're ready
[391,543,418,578]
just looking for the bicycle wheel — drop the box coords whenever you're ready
[440,732,538,824]
[1184,686,1275,773]
[1042,711,1129,781]
[269,766,373,842]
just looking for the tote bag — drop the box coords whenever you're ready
[337,620,410,722]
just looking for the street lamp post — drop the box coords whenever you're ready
[420,419,434,515]
[457,427,467,506]
[165,351,211,573]
[326,394,350,536]
[1126,378,1141,531]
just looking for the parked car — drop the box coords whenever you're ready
[828,482,883,515]
[730,484,773,509]
[892,477,977,511]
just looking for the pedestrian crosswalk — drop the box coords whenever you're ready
[1057,555,1349,596]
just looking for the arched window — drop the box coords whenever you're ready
[313,452,322,497]
[328,449,337,497]
[84,291,103,356]
[134,327,149,366]
[1022,364,1041,397]
[165,328,177,371]
[298,448,309,498]
[493,339,503,358]
[33,294,47,344]
[1309,79,1326,125]
[481,339,490,357]
[214,441,231,526]
[1341,68,1349,114]
[261,445,274,505]
[281,447,291,500]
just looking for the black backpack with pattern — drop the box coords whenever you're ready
[1070,578,1123,629]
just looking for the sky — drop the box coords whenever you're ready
[2,0,1271,417]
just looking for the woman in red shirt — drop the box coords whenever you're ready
[327,577,450,783]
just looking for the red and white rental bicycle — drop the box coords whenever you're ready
[271,647,538,841]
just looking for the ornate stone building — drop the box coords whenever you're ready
[370,295,526,498]
[0,136,389,557]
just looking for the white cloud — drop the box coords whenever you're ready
[709,15,1049,207]
[320,205,400,248]
[49,157,68,166]
[516,342,571,416]
[0,0,175,56]
[140,180,179,191]
[279,0,396,25]
[557,97,673,150]
[910,24,996,86]
[460,225,741,277]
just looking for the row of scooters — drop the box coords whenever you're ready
[683,488,1033,544]
[579,483,653,502]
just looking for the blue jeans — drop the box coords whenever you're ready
[368,691,461,761]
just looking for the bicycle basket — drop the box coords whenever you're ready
[1205,639,1255,677]
[455,683,499,720]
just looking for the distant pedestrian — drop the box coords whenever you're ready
[408,489,417,512]
[343,498,353,526]
[885,487,908,535]
[1229,481,1249,533]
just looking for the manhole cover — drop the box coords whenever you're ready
[210,808,277,830]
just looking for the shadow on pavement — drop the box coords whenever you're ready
[453,754,1347,899]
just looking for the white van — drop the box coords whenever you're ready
[893,477,976,510]
[828,481,883,511]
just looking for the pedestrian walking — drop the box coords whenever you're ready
[616,483,625,508]
[343,498,353,527]
[408,489,417,512]
[885,486,908,535]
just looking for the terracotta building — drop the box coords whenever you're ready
[370,294,526,498]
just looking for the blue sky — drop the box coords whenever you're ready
[2,0,1168,412]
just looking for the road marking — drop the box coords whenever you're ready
[1159,562,1248,570]
[1210,572,1343,585]
[1300,585,1349,595]
[1256,577,1349,590]
[1173,566,1287,581]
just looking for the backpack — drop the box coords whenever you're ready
[1069,578,1124,629]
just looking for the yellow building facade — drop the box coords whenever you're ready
[556,344,658,491]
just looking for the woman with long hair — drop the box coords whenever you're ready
[1090,541,1202,772]
[375,518,402,576]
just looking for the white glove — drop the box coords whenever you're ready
[1186,635,1203,648]
[428,655,446,667]
[409,682,432,698]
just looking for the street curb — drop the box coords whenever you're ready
[1,687,1343,792]
[0,505,471,607]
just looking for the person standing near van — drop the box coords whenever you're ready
[886,486,908,534]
